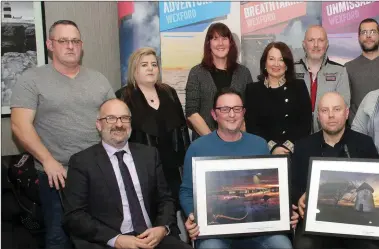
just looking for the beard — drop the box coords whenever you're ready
[360,40,379,52]
[111,126,127,133]
[323,125,345,136]
[108,126,131,145]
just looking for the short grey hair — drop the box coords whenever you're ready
[49,20,80,38]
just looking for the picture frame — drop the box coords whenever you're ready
[1,1,47,117]
[193,155,291,239]
[304,157,379,240]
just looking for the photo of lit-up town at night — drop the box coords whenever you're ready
[205,168,280,225]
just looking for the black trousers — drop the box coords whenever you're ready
[156,235,192,249]
[162,166,181,209]
[294,220,379,249]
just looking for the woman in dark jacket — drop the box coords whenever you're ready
[116,47,190,205]
[245,42,312,155]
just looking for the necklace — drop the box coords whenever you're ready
[149,96,157,102]
[146,95,157,103]
[141,89,157,103]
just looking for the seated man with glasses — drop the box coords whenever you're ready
[179,88,298,249]
[98,115,132,124]
[62,98,193,249]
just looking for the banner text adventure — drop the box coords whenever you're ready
[159,1,230,31]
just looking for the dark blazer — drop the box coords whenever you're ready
[62,142,178,249]
[291,128,379,204]
[245,79,312,151]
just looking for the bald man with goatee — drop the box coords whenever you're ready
[291,92,378,249]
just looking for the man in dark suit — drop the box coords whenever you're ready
[291,92,379,249]
[62,98,192,249]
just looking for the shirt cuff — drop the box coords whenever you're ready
[268,140,278,152]
[282,140,294,153]
[107,234,121,248]
[165,225,171,236]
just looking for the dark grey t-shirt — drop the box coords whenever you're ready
[345,55,379,122]
[10,64,115,171]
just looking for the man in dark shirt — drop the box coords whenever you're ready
[291,92,379,249]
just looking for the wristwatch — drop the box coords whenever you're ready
[164,225,171,236]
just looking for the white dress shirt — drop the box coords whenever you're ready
[102,141,152,247]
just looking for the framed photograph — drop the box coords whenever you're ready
[1,1,47,117]
[193,156,291,239]
[304,157,379,240]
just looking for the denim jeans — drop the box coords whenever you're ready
[38,171,72,249]
[196,234,292,249]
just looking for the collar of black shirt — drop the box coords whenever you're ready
[319,128,351,157]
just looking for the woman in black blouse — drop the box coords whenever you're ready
[116,47,190,205]
[245,42,312,155]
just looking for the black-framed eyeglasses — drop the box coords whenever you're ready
[98,115,132,124]
[214,106,244,113]
[51,39,83,46]
[359,30,378,36]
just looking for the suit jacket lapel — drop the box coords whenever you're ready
[128,143,151,215]
[94,143,123,215]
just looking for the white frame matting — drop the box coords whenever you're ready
[193,156,291,238]
[305,158,379,239]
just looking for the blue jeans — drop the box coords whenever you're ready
[196,234,292,249]
[38,172,72,249]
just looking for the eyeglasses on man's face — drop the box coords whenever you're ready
[214,106,244,113]
[98,115,132,124]
[51,38,83,46]
[359,30,379,36]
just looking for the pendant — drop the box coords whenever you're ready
[150,99,154,103]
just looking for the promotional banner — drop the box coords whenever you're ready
[118,1,134,21]
[322,1,379,64]
[322,1,379,34]
[159,2,239,107]
[241,2,321,80]
[118,2,160,86]
[118,2,134,86]
[159,1,231,31]
[241,1,306,35]
[118,1,379,106]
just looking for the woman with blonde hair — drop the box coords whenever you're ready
[116,47,190,205]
